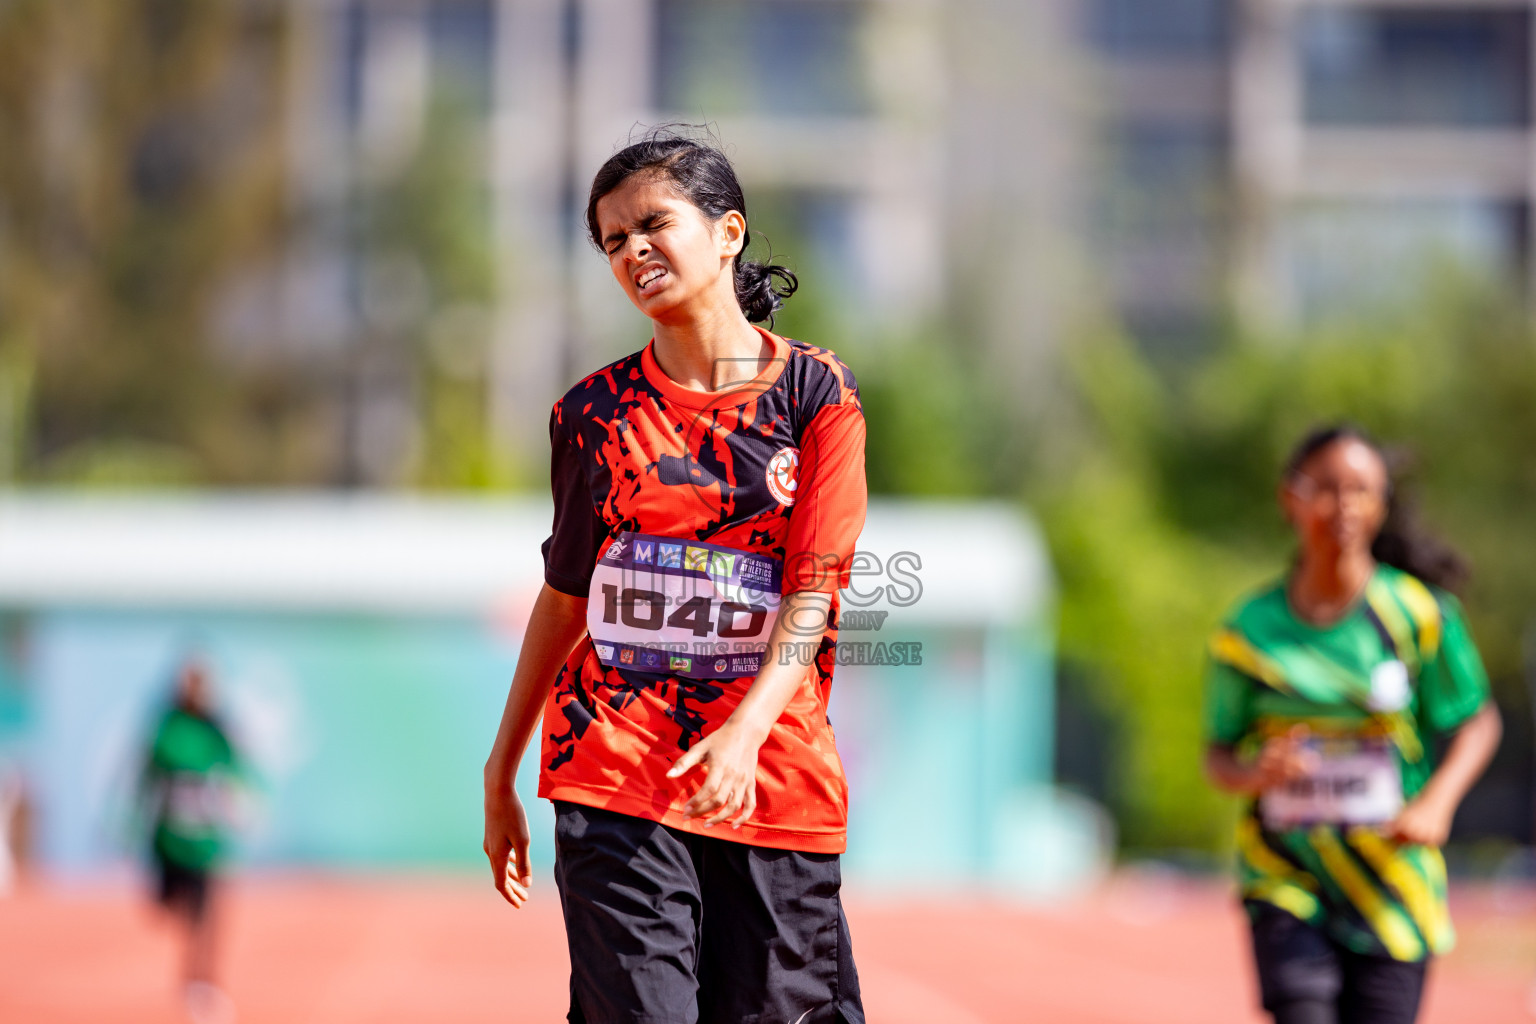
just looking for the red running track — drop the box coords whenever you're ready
[1,872,1530,1023]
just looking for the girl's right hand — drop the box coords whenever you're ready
[483,775,532,908]
[1252,725,1318,792]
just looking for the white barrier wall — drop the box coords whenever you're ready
[0,495,1101,892]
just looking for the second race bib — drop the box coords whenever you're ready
[1260,737,1404,829]
[587,531,781,680]
[162,772,232,834]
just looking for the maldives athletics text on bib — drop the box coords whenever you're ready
[1260,736,1404,829]
[586,531,782,680]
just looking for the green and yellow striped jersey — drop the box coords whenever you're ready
[1203,564,1491,961]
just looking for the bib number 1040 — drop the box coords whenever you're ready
[599,584,767,639]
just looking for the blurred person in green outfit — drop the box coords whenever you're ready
[140,657,241,1024]
[1203,426,1501,1024]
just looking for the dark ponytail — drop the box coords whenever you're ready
[734,262,799,327]
[1283,424,1469,593]
[585,126,798,326]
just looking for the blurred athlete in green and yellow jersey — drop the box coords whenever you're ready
[1204,426,1501,1024]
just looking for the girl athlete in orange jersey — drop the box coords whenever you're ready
[483,129,867,1024]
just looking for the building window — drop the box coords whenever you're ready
[654,0,869,116]
[1280,198,1523,319]
[1099,120,1227,236]
[340,1,369,129]
[1301,8,1531,128]
[1095,120,1229,349]
[338,0,496,129]
[428,0,496,114]
[1089,0,1229,57]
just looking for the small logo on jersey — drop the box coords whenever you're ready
[708,551,736,579]
[657,543,683,568]
[634,540,654,565]
[604,539,626,561]
[641,648,664,668]
[594,643,615,661]
[620,648,636,665]
[1368,659,1411,712]
[684,547,709,572]
[670,655,692,672]
[714,657,729,673]
[767,447,800,506]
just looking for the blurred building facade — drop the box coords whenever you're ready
[1085,0,1535,344]
[1232,0,1533,324]
[1085,0,1234,352]
[266,0,1085,484]
[224,0,1536,478]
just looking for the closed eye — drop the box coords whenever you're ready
[602,211,670,257]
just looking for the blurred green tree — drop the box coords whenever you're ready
[1041,280,1536,853]
[775,225,1536,856]
[350,92,499,489]
[0,0,302,486]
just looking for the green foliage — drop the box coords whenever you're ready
[0,333,33,483]
[853,337,997,496]
[0,0,300,486]
[1038,283,1536,852]
[1037,330,1259,851]
[353,96,501,489]
[0,2,504,489]
[777,258,1536,855]
[761,245,1020,498]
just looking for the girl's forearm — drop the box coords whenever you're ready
[727,590,833,742]
[484,584,589,788]
[1418,703,1502,810]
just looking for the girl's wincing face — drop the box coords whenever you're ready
[593,171,747,323]
[1280,437,1390,561]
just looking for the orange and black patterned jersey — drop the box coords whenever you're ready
[537,326,867,853]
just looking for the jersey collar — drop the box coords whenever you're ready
[640,325,790,409]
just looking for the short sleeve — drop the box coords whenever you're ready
[212,722,236,770]
[540,406,609,598]
[782,400,867,594]
[1203,653,1256,748]
[1417,592,1492,735]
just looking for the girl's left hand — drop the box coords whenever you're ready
[666,719,764,829]
[1386,793,1456,847]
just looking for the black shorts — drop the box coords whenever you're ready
[154,856,212,923]
[552,800,864,1024]
[1248,901,1429,1024]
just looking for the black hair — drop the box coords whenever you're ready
[585,126,798,327]
[1282,424,1469,593]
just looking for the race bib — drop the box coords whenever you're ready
[587,531,781,680]
[1260,738,1403,828]
[162,772,230,833]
